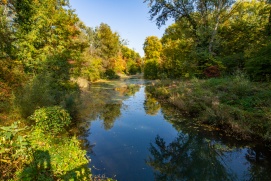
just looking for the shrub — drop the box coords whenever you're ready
[0,122,31,180]
[18,129,91,180]
[144,59,160,79]
[30,106,71,134]
[104,69,120,79]
[245,43,271,81]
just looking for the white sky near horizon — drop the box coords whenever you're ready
[69,0,173,57]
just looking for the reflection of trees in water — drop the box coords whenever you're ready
[147,134,237,181]
[147,98,271,181]
[144,93,161,116]
[245,147,271,181]
[115,84,140,97]
[99,103,122,130]
[79,82,140,131]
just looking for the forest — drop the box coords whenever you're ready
[0,0,271,180]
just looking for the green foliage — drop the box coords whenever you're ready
[14,0,83,72]
[104,69,120,80]
[0,122,31,180]
[82,56,103,81]
[143,36,162,60]
[144,0,271,81]
[0,122,91,180]
[161,29,197,78]
[95,23,120,61]
[19,130,91,181]
[121,45,142,75]
[80,24,142,80]
[30,106,71,134]
[15,55,80,118]
[144,59,160,79]
[219,0,269,72]
[245,43,271,81]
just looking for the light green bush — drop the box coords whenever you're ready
[30,106,71,134]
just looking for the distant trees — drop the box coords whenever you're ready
[80,23,142,80]
[144,0,271,81]
[143,36,162,79]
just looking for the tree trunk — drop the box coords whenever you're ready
[208,0,222,54]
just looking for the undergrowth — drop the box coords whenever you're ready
[0,108,92,180]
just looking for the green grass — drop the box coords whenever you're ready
[146,74,271,141]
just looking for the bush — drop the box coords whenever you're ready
[18,129,91,180]
[30,106,71,134]
[15,73,57,118]
[144,59,160,79]
[0,122,31,180]
[245,43,271,81]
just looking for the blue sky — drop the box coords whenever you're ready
[69,0,172,56]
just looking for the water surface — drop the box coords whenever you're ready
[80,79,271,181]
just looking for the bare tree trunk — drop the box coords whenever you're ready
[209,14,220,54]
[208,0,222,54]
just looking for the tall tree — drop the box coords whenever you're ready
[94,23,120,63]
[13,0,82,72]
[143,36,162,60]
[144,0,235,54]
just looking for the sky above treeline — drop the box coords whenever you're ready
[69,0,172,56]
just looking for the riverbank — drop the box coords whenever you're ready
[146,74,271,143]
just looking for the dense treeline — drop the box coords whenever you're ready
[80,23,142,81]
[0,0,139,180]
[143,0,271,81]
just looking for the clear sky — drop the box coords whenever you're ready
[69,0,172,57]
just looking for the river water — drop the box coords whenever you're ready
[80,79,271,181]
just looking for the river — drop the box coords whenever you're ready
[79,78,271,181]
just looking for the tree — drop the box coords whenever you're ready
[144,0,235,54]
[219,0,269,73]
[13,0,83,72]
[121,45,142,74]
[95,23,120,67]
[143,36,162,60]
[161,20,197,78]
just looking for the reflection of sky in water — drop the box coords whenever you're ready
[85,81,271,181]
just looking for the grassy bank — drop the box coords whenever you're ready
[146,74,271,142]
